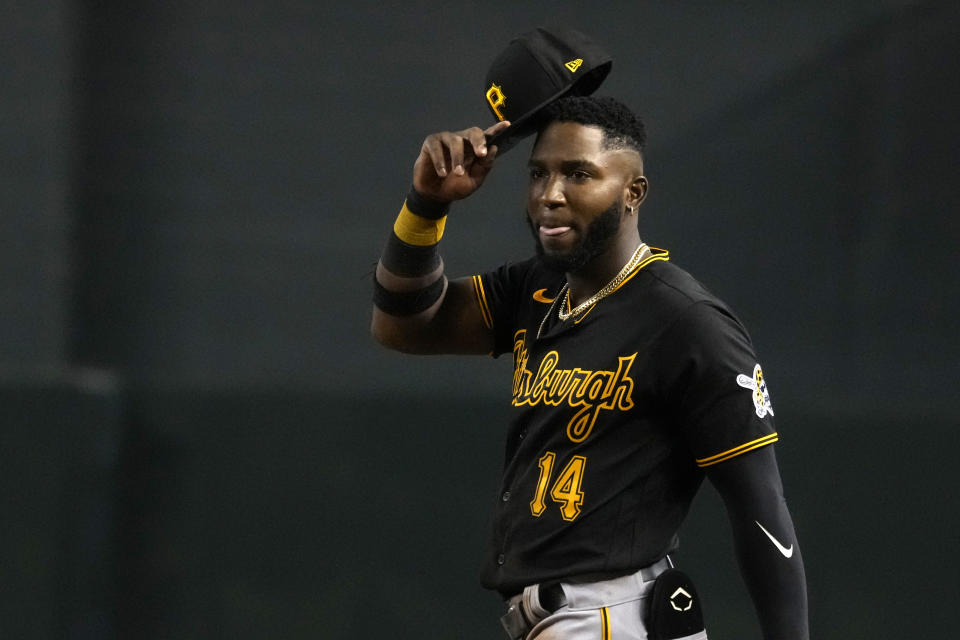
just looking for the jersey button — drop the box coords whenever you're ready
[497,553,505,565]
[502,491,511,502]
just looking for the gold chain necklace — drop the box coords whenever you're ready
[557,243,650,321]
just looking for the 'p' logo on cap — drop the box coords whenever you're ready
[486,84,506,121]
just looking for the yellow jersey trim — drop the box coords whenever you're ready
[573,302,597,324]
[393,202,447,246]
[609,247,670,295]
[600,607,610,640]
[472,275,493,329]
[696,433,779,468]
[571,247,670,322]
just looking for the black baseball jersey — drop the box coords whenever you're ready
[470,247,778,595]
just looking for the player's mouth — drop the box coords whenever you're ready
[538,224,573,242]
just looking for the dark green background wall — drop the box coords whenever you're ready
[3,1,957,638]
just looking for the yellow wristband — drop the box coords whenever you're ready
[393,202,447,246]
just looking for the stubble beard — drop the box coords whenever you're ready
[528,200,624,274]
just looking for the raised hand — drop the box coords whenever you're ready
[412,120,511,203]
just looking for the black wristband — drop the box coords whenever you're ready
[372,275,445,316]
[405,186,450,220]
[381,233,442,277]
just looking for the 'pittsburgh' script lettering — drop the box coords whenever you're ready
[512,330,636,442]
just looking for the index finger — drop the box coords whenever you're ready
[483,120,511,139]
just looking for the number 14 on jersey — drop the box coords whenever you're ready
[530,452,587,521]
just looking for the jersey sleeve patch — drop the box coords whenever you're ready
[736,364,774,418]
[695,432,779,468]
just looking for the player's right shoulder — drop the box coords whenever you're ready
[479,256,553,292]
[471,257,563,330]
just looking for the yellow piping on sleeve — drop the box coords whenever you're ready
[472,275,493,329]
[696,432,779,468]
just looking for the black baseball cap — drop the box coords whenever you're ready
[483,27,613,153]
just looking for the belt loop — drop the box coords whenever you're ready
[500,582,556,640]
[525,583,555,618]
[639,556,672,582]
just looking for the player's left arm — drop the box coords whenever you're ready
[706,445,809,640]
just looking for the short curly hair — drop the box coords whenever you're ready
[537,95,647,156]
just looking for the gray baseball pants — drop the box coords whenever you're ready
[501,561,708,640]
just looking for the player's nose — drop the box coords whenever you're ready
[539,174,566,208]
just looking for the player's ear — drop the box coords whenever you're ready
[627,176,648,213]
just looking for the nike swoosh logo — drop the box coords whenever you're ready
[755,521,794,558]
[532,288,555,304]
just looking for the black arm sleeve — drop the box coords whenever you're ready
[707,446,809,640]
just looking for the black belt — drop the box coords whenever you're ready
[534,557,673,613]
[537,581,567,612]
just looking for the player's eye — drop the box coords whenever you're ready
[528,167,547,181]
[568,169,591,180]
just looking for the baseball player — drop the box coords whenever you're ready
[371,29,808,640]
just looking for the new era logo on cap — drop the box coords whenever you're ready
[483,27,612,153]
